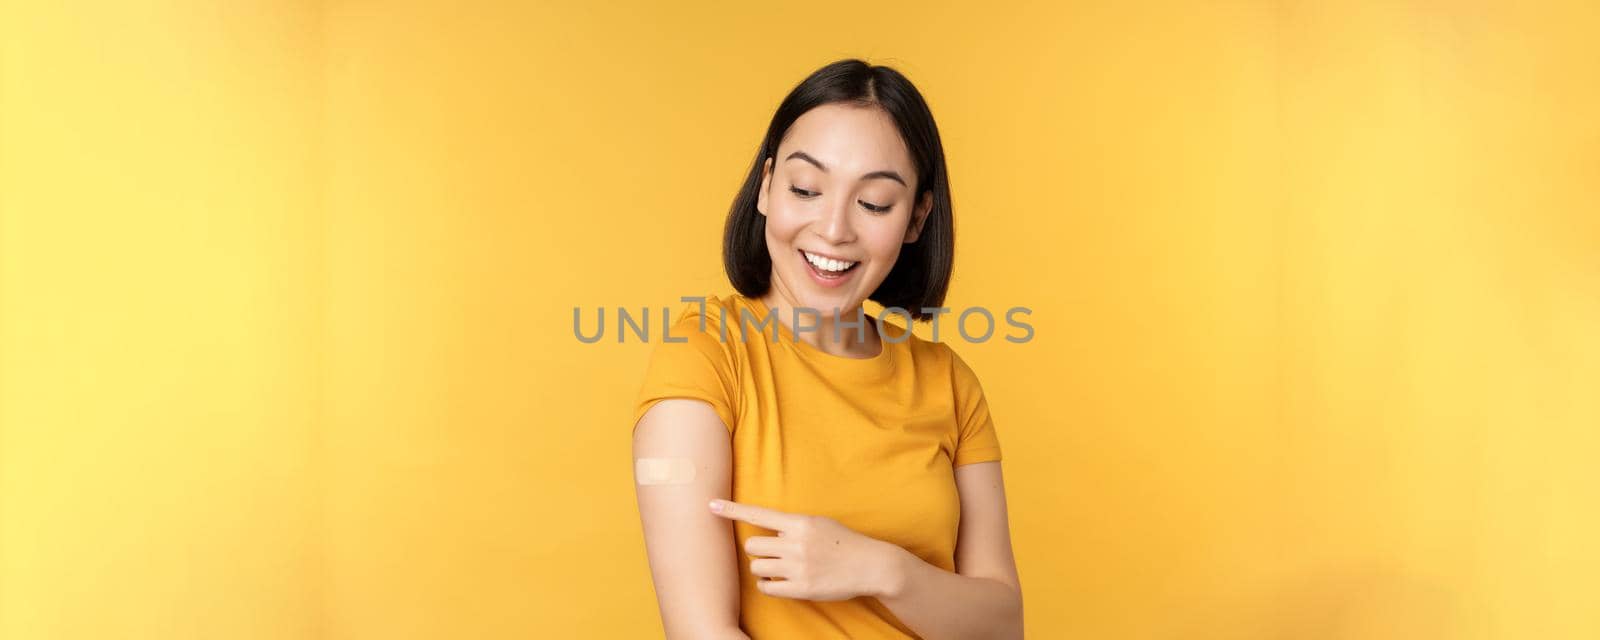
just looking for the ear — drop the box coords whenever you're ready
[903,190,933,243]
[755,157,773,217]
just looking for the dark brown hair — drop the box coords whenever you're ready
[722,59,954,321]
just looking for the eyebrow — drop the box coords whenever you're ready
[785,150,907,187]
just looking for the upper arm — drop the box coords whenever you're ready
[953,460,1022,595]
[632,398,743,638]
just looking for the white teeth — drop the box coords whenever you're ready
[803,250,856,273]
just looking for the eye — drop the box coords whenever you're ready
[788,186,818,198]
[859,201,891,213]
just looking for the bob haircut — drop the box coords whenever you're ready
[722,58,954,321]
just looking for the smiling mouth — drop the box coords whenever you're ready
[800,249,860,278]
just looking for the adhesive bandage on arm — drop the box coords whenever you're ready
[635,457,697,485]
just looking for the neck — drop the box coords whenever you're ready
[758,289,882,359]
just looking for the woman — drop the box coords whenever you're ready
[631,59,1022,639]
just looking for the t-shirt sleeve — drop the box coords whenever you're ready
[950,349,1003,467]
[632,301,739,435]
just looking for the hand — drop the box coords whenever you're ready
[709,499,906,602]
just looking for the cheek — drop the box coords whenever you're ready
[762,217,799,262]
[762,206,806,245]
[860,221,910,266]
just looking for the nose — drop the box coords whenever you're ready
[814,195,857,245]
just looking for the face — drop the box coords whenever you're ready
[756,103,933,318]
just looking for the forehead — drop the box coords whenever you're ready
[777,103,912,175]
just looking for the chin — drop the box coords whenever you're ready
[778,275,842,311]
[804,285,863,314]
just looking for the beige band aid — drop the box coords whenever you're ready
[635,457,697,485]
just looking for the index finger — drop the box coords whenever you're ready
[709,499,801,531]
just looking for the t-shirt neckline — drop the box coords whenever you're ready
[739,294,902,378]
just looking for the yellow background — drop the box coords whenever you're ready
[2,1,1596,637]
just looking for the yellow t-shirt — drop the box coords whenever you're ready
[633,293,1003,639]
